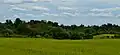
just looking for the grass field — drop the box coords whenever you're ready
[0,38,120,55]
[93,34,116,39]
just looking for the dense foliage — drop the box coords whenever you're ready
[1,18,120,39]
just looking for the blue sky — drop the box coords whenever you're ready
[1,0,120,25]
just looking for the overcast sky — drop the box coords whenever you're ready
[0,0,120,25]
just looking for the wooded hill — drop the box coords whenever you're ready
[1,18,120,39]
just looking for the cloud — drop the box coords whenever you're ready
[41,12,79,17]
[18,13,41,18]
[13,14,20,18]
[62,12,79,16]
[10,7,27,11]
[89,7,120,18]
[3,0,53,4]
[11,4,50,11]
[58,6,76,10]
[25,13,39,17]
[90,7,120,12]
[42,13,59,16]
[4,0,22,3]
[90,0,120,5]
[24,0,52,3]
[115,14,120,18]
[2,0,120,25]
[32,6,50,11]
[88,12,114,17]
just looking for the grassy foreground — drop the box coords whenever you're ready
[0,38,120,55]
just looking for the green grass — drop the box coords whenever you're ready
[94,34,115,36]
[0,38,120,55]
[93,34,116,39]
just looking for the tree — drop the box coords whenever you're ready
[52,22,59,27]
[49,27,69,39]
[79,24,84,27]
[1,28,14,37]
[16,24,31,35]
[5,20,13,25]
[71,24,77,29]
[27,25,39,38]
[84,28,95,39]
[84,28,95,35]
[69,32,84,40]
[14,18,22,28]
[1,18,120,40]
[47,21,53,25]
[41,20,47,24]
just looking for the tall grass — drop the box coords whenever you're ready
[0,38,120,55]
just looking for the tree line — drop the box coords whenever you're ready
[0,18,120,39]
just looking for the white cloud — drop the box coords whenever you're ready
[115,14,120,18]
[32,6,50,11]
[88,12,114,17]
[39,12,79,17]
[90,7,120,12]
[24,0,53,3]
[58,6,76,10]
[42,13,50,15]
[38,0,52,2]
[42,13,59,16]
[16,4,50,11]
[11,7,27,11]
[51,14,59,16]
[89,7,120,17]
[25,13,39,17]
[10,5,15,7]
[4,0,22,3]
[13,15,20,18]
[18,13,40,17]
[91,0,120,5]
[62,12,79,16]
[3,0,53,4]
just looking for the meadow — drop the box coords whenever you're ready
[0,38,120,55]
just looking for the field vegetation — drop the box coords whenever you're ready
[0,38,119,55]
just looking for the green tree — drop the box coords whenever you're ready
[14,18,22,28]
[1,28,14,37]
[49,27,69,39]
[84,28,95,39]
[5,20,13,25]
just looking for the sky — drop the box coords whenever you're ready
[1,0,120,25]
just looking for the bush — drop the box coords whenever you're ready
[114,34,120,38]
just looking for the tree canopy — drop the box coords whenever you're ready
[0,18,120,39]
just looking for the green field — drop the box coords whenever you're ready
[0,38,120,55]
[93,34,116,39]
